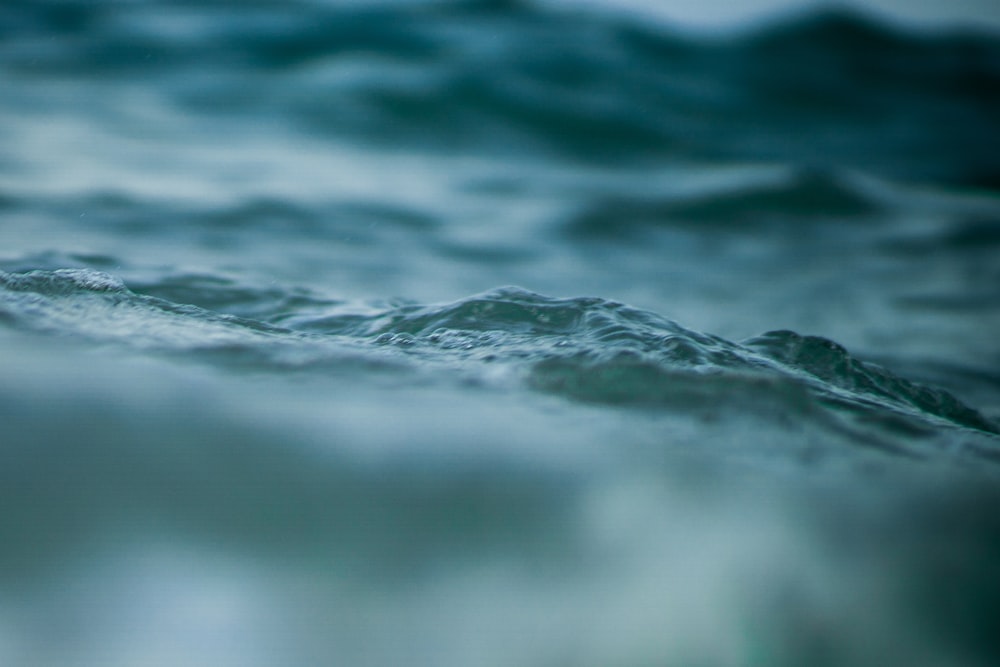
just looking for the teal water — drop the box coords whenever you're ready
[2,2,1000,665]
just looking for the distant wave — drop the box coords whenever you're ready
[2,1,997,185]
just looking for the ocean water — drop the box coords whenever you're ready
[2,1,1000,665]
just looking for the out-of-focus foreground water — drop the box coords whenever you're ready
[2,1,1000,665]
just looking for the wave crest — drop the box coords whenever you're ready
[2,273,996,448]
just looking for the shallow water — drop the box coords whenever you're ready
[2,1,1000,665]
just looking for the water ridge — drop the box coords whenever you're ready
[3,271,996,451]
[4,2,997,184]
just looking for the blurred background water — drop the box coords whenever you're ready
[2,1,1000,665]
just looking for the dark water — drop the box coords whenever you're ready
[3,1,1000,665]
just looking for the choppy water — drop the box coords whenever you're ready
[3,1,1000,665]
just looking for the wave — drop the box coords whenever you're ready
[3,270,996,459]
[3,266,1000,667]
[3,2,997,185]
[560,168,886,239]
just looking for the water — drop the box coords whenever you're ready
[2,1,1000,665]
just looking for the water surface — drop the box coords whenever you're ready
[2,2,1000,665]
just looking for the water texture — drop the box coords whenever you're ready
[2,1,1000,666]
